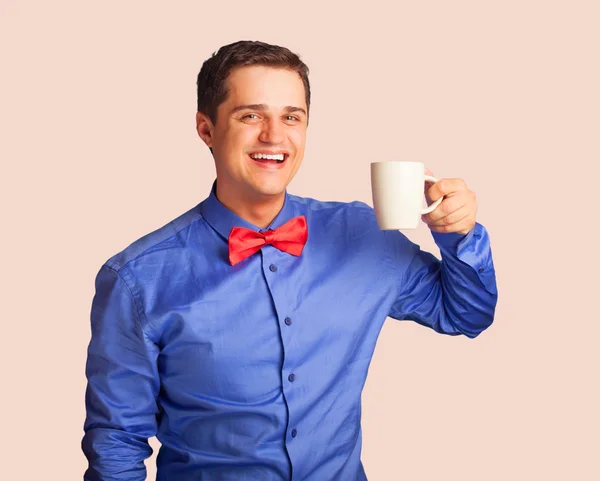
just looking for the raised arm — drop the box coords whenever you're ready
[388,223,498,338]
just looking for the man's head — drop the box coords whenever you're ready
[197,40,310,127]
[195,41,311,214]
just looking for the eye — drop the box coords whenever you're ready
[285,115,300,122]
[242,113,260,120]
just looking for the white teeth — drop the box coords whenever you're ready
[251,153,285,161]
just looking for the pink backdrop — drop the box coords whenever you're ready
[2,1,598,479]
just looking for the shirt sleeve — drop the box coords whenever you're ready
[82,264,160,480]
[387,222,498,338]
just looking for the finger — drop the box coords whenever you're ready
[422,194,468,223]
[426,178,466,203]
[426,212,476,234]
[423,202,471,227]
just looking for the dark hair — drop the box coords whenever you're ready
[197,40,311,125]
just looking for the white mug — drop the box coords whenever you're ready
[371,161,443,230]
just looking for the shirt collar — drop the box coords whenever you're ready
[200,181,296,240]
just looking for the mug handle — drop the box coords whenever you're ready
[421,175,443,215]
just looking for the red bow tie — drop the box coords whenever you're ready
[228,215,308,266]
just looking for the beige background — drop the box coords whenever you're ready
[2,0,598,479]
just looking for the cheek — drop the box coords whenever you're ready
[230,126,262,149]
[289,130,306,151]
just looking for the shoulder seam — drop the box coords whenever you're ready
[109,214,205,273]
[102,264,154,341]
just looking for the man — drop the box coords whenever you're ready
[82,40,497,480]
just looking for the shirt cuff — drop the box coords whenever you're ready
[431,222,497,295]
[431,225,475,251]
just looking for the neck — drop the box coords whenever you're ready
[215,181,285,229]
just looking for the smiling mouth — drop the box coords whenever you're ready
[248,153,289,165]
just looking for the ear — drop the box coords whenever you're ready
[196,111,214,147]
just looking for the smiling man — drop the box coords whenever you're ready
[82,41,498,480]
[196,64,308,227]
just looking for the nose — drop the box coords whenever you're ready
[258,118,285,144]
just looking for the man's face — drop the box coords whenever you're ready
[197,65,308,206]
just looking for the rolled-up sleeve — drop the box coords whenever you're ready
[388,222,498,338]
[82,264,160,480]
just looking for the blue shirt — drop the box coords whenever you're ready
[82,185,498,480]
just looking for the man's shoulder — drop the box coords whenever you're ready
[288,193,377,224]
[288,193,374,214]
[103,201,204,273]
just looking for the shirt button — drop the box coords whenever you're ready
[288,373,296,382]
[284,317,292,326]
[291,429,297,438]
[478,267,485,273]
[269,264,277,272]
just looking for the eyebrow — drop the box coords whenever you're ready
[229,104,307,116]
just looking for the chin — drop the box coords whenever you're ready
[249,181,287,198]
[256,186,286,197]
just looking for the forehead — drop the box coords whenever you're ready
[224,65,307,110]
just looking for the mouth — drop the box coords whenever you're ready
[248,152,289,168]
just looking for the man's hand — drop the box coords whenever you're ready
[421,168,477,235]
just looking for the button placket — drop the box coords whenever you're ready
[260,248,299,452]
